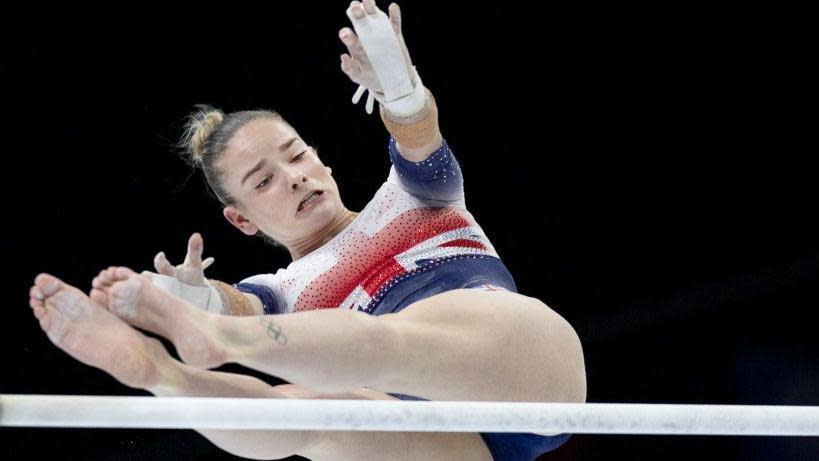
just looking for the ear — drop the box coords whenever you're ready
[223,206,259,236]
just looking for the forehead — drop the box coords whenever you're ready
[227,118,297,158]
[219,118,300,174]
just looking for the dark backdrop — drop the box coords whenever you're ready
[1,2,817,460]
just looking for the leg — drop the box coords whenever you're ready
[29,273,492,461]
[30,273,310,458]
[94,268,585,403]
[377,287,588,403]
[153,360,492,461]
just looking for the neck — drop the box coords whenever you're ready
[288,209,358,260]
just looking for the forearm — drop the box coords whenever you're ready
[380,88,442,162]
[209,279,264,316]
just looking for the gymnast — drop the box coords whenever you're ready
[28,2,586,459]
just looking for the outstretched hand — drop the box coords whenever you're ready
[151,232,214,287]
[338,1,417,114]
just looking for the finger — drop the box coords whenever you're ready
[338,27,369,65]
[202,257,215,270]
[348,1,365,20]
[154,252,176,276]
[389,3,402,35]
[363,0,377,15]
[184,232,205,267]
[388,3,413,73]
[339,27,356,47]
[342,58,365,88]
[341,53,356,77]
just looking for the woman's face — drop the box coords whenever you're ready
[218,117,345,245]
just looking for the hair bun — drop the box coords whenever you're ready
[182,105,225,165]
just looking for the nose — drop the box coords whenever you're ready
[289,169,308,191]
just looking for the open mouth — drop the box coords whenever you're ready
[297,190,324,214]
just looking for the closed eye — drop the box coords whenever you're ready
[293,151,306,161]
[256,176,272,190]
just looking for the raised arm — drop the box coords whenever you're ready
[338,1,443,162]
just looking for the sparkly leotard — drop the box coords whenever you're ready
[235,137,570,460]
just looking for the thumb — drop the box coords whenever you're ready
[154,252,176,276]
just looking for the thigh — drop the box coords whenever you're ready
[381,287,586,403]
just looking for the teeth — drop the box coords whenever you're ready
[299,192,320,211]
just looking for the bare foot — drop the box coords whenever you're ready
[29,273,169,389]
[92,266,227,368]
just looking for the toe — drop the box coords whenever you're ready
[113,267,137,280]
[37,311,51,331]
[90,288,109,307]
[32,304,46,319]
[34,273,63,296]
[30,285,45,301]
[30,296,44,311]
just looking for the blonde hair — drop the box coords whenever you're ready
[183,107,225,166]
[179,105,283,205]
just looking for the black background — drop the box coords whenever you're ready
[1,1,817,460]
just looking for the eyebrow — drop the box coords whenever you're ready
[240,159,266,187]
[278,137,298,152]
[239,137,300,187]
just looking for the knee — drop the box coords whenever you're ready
[561,321,587,403]
[556,314,587,403]
[524,299,587,403]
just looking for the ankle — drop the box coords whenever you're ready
[143,340,186,396]
[208,314,236,364]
